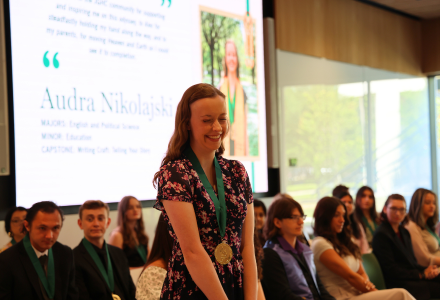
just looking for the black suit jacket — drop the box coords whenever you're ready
[372,222,431,299]
[0,240,78,300]
[73,241,136,300]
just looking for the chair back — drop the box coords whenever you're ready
[361,253,386,290]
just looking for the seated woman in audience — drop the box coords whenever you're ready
[312,196,415,300]
[109,196,150,268]
[338,191,369,254]
[354,186,380,247]
[261,193,335,300]
[0,207,27,253]
[373,194,440,300]
[406,188,440,266]
[254,199,267,247]
[136,214,173,300]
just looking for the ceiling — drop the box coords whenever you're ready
[367,0,440,19]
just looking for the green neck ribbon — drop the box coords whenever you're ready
[425,226,440,246]
[184,147,226,237]
[136,244,147,264]
[10,237,16,245]
[362,216,377,236]
[23,235,55,299]
[82,238,115,292]
[227,84,236,126]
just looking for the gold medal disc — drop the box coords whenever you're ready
[214,242,233,265]
[112,294,121,300]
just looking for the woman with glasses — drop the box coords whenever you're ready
[373,194,440,300]
[405,188,440,267]
[0,207,27,253]
[261,193,335,300]
[312,196,414,300]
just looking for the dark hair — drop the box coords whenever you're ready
[337,191,362,239]
[25,201,64,229]
[408,188,438,232]
[153,83,226,187]
[380,194,409,225]
[332,185,349,198]
[314,197,361,259]
[117,196,149,249]
[264,193,304,240]
[145,214,173,267]
[4,207,27,234]
[354,186,380,231]
[254,199,267,216]
[79,200,110,219]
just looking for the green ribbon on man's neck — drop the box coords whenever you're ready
[184,147,226,237]
[82,238,115,292]
[23,234,55,299]
[10,237,16,245]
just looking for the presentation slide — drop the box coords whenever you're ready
[9,0,267,207]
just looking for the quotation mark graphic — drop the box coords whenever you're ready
[43,51,60,69]
[161,0,171,7]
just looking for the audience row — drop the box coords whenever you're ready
[255,186,440,300]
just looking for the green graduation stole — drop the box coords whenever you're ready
[82,238,115,292]
[23,234,55,299]
[10,237,16,245]
[362,216,377,236]
[426,226,440,246]
[227,84,236,126]
[184,147,226,237]
[136,244,147,264]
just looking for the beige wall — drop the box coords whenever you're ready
[274,0,422,76]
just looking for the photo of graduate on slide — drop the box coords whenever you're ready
[201,4,259,160]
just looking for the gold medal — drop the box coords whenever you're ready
[214,241,233,265]
[112,294,121,300]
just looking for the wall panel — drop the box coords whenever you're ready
[274,0,423,76]
[422,18,440,75]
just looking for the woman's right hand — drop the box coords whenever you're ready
[424,265,439,279]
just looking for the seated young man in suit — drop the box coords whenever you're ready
[0,201,78,300]
[74,200,136,300]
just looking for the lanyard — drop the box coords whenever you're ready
[426,226,440,246]
[227,84,236,126]
[23,235,55,299]
[136,244,147,264]
[362,216,377,236]
[184,147,227,237]
[11,237,16,245]
[82,238,115,292]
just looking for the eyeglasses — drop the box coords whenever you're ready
[11,219,25,225]
[389,207,406,214]
[285,215,307,221]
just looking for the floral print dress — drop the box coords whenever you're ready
[154,154,254,300]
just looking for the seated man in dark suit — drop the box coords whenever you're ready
[74,200,136,300]
[0,201,78,300]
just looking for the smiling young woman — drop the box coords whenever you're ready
[406,188,440,267]
[312,197,414,300]
[152,83,256,300]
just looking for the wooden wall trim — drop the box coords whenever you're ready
[274,0,422,76]
[422,18,440,75]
